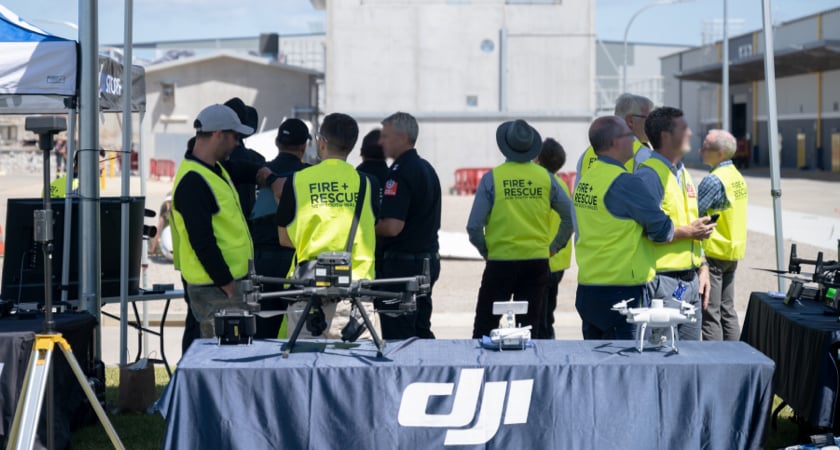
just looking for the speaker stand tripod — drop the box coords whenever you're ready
[6,334,124,450]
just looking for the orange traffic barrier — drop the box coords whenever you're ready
[150,159,176,181]
[451,167,492,195]
[557,171,576,192]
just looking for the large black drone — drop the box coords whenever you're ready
[234,252,431,358]
[755,242,840,305]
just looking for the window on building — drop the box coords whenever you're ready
[0,125,17,144]
[160,82,175,104]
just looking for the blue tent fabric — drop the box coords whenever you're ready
[0,6,71,42]
[0,4,77,98]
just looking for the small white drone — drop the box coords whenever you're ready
[611,298,697,353]
[489,300,532,350]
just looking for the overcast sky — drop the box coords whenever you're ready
[4,0,839,47]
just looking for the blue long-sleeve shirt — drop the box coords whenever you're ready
[466,164,574,259]
[596,156,673,243]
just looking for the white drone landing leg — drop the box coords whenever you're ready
[670,326,679,353]
[636,323,647,353]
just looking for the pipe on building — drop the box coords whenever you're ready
[499,28,507,113]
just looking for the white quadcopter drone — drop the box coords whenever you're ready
[488,300,532,350]
[611,298,697,353]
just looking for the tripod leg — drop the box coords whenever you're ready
[57,338,124,449]
[7,341,54,450]
[351,297,385,357]
[283,297,318,358]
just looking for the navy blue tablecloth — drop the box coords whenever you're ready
[741,292,840,428]
[160,339,774,450]
[0,312,97,449]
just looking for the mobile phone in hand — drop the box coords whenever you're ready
[709,213,720,223]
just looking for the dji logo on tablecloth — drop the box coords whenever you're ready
[397,368,533,446]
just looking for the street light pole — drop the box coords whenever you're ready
[722,0,730,131]
[622,0,690,94]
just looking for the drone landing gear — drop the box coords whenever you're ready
[282,295,385,358]
[635,323,680,353]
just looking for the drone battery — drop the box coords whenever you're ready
[214,310,256,345]
[314,252,352,287]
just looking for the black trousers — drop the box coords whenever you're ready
[377,253,441,340]
[575,284,646,340]
[472,259,549,339]
[538,270,565,339]
[252,246,294,339]
[181,277,200,354]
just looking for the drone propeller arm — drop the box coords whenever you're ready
[254,275,312,287]
[352,288,405,299]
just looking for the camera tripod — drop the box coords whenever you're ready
[242,255,430,358]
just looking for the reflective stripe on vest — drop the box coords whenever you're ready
[574,160,655,285]
[287,159,376,280]
[578,140,642,181]
[485,162,552,260]
[702,164,748,260]
[170,159,253,285]
[549,174,573,272]
[639,157,701,271]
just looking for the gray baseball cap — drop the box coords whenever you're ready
[193,104,254,135]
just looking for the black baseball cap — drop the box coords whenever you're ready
[276,118,310,146]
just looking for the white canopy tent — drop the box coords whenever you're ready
[0,4,76,112]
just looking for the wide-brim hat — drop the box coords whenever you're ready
[496,119,541,163]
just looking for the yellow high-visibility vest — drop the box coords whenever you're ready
[638,157,701,271]
[485,162,552,261]
[574,160,655,285]
[171,159,253,285]
[703,164,748,260]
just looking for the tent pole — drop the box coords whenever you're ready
[119,0,134,367]
[138,113,150,357]
[761,0,786,292]
[61,106,77,303]
[79,0,102,358]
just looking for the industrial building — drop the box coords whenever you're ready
[312,0,595,188]
[662,6,840,171]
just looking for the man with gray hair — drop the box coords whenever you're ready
[575,93,654,185]
[376,111,442,339]
[698,129,748,341]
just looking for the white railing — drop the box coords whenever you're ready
[595,76,664,113]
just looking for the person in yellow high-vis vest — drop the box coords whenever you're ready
[636,106,717,341]
[575,93,654,187]
[276,112,378,339]
[698,129,748,341]
[535,138,573,339]
[171,104,280,339]
[467,120,573,339]
[574,116,684,340]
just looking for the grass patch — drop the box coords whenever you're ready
[71,367,170,450]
